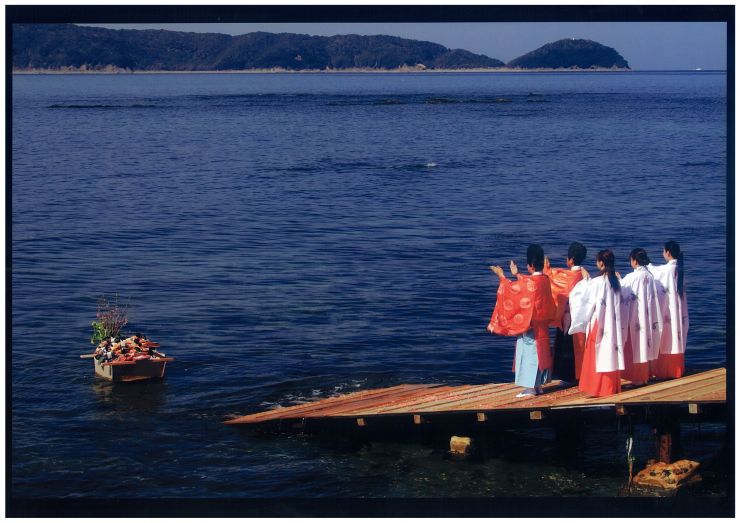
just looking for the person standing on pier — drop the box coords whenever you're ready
[648,240,688,379]
[568,249,625,397]
[544,241,589,385]
[488,244,557,397]
[619,248,663,386]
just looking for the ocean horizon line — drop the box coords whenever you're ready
[12,67,725,75]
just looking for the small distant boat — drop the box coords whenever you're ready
[81,345,174,382]
[695,68,703,71]
[93,355,174,382]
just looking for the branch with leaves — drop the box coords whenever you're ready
[90,295,130,345]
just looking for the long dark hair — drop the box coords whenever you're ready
[597,249,620,291]
[629,247,650,266]
[664,240,684,296]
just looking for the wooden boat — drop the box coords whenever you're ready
[82,352,174,382]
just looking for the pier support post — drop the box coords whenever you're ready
[654,411,682,463]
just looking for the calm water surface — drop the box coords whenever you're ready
[11,72,728,500]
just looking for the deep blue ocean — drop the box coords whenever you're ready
[11,72,728,502]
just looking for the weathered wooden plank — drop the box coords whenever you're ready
[225,384,439,424]
[615,369,723,397]
[620,375,726,403]
[348,382,579,415]
[557,369,724,407]
[689,389,726,402]
[431,385,539,410]
[350,384,503,415]
[608,378,724,404]
[689,382,727,400]
[339,384,515,416]
[614,368,725,400]
[484,386,588,410]
[225,368,727,426]
[521,386,591,407]
[336,385,468,415]
[661,381,727,402]
[312,386,458,417]
[228,384,413,422]
[448,382,583,412]
[269,384,446,421]
[415,383,524,412]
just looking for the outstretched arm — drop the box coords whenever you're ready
[490,265,507,280]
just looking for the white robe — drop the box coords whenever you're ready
[619,266,663,364]
[648,260,689,355]
[568,275,624,373]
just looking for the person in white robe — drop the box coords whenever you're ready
[568,249,624,397]
[619,248,663,385]
[648,240,688,378]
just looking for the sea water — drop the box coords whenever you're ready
[10,72,727,500]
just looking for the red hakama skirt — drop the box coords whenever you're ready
[578,319,621,397]
[573,332,586,380]
[651,353,685,379]
[621,332,650,385]
[650,322,685,379]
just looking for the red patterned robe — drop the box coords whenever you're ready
[488,272,557,372]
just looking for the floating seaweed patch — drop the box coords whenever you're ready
[373,99,405,105]
[425,97,460,104]
[680,160,721,167]
[49,103,158,109]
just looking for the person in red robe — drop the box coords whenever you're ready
[489,244,557,397]
[544,241,588,385]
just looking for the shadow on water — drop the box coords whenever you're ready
[90,379,168,414]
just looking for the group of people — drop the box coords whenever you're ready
[488,241,688,398]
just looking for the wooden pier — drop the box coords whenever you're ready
[225,367,726,428]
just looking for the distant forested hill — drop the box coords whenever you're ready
[507,38,630,69]
[12,24,506,71]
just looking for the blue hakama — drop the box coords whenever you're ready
[514,329,551,389]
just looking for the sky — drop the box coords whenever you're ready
[81,22,728,70]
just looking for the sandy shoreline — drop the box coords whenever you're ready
[13,67,634,75]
